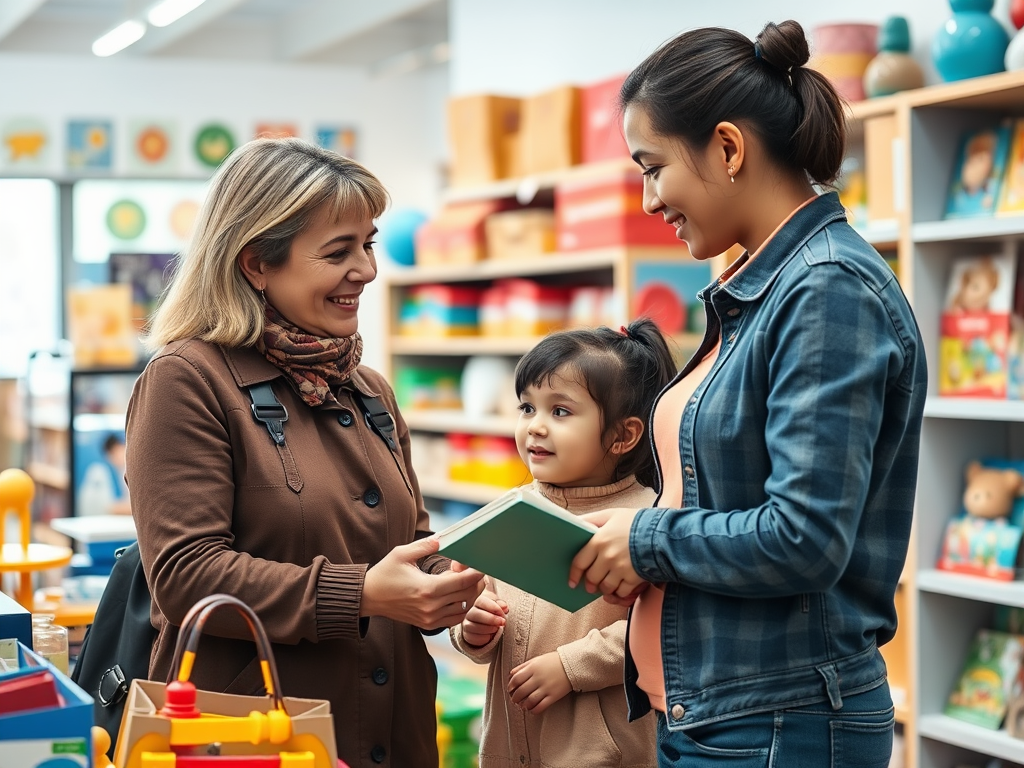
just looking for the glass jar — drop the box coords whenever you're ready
[31,613,69,675]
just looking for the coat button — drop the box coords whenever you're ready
[338,410,354,427]
[370,745,386,763]
[372,667,388,685]
[671,703,686,720]
[683,465,695,477]
[363,488,381,507]
[727,307,741,317]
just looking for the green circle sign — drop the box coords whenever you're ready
[194,124,235,168]
[106,199,146,240]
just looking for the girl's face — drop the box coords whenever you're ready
[623,104,737,260]
[258,206,378,339]
[515,369,618,488]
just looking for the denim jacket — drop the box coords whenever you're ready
[625,192,927,729]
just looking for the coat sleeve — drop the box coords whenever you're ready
[127,353,367,644]
[556,619,628,693]
[447,577,503,664]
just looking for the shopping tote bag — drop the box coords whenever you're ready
[112,594,339,768]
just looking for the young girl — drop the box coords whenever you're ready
[450,318,675,768]
[569,20,927,767]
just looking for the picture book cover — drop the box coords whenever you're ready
[945,628,1024,729]
[938,252,1017,398]
[108,252,175,334]
[945,120,1013,220]
[437,485,600,612]
[997,117,1024,217]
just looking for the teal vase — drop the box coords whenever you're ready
[933,0,1010,81]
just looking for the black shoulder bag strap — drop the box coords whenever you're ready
[247,381,288,445]
[352,391,397,452]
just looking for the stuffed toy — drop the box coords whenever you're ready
[962,460,1024,519]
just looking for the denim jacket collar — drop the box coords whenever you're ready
[700,191,848,305]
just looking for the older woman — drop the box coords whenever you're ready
[126,137,485,768]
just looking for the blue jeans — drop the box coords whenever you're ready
[656,682,894,767]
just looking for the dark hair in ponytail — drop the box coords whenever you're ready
[514,318,677,489]
[619,19,846,185]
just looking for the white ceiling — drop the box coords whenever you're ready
[0,0,449,69]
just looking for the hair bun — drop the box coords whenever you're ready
[755,20,810,72]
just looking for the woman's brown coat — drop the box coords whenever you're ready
[126,339,445,768]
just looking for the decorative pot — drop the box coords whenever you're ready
[811,22,879,101]
[933,0,1009,82]
[864,16,925,97]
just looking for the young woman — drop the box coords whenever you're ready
[569,20,928,768]
[451,319,675,768]
[126,137,485,768]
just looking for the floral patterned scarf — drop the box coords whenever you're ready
[256,304,362,407]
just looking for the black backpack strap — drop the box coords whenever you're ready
[247,381,288,445]
[352,392,397,452]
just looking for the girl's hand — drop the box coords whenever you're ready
[461,589,509,647]
[508,652,572,714]
[569,507,646,599]
[361,537,486,629]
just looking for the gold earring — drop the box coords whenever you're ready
[728,166,736,183]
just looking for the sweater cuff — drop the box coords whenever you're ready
[316,562,369,640]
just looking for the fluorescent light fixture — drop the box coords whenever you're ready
[147,0,207,28]
[92,20,146,57]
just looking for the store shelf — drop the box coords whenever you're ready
[917,714,1024,763]
[855,219,901,249]
[442,157,636,204]
[27,461,69,490]
[404,409,518,437]
[386,245,690,286]
[911,216,1024,243]
[923,397,1024,422]
[916,569,1024,608]
[390,336,542,356]
[73,412,126,432]
[418,477,506,506]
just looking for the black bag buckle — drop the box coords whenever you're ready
[97,664,128,707]
[249,399,288,446]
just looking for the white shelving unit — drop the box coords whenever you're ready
[904,71,1024,768]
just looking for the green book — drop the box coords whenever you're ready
[945,628,1024,729]
[437,486,600,612]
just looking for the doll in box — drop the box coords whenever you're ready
[938,459,1024,581]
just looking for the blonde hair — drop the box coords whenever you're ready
[146,137,389,351]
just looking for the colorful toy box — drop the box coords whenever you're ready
[938,252,1018,398]
[581,73,629,164]
[447,94,522,186]
[399,284,481,338]
[555,170,686,251]
[484,208,557,261]
[416,200,515,266]
[394,365,462,410]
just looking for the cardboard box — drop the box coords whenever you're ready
[581,73,629,163]
[415,200,515,266]
[519,85,581,175]
[555,170,682,251]
[447,94,521,186]
[484,208,557,260]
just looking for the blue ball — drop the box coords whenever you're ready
[381,209,428,266]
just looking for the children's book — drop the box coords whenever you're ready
[945,628,1024,729]
[998,118,1024,217]
[945,120,1014,219]
[437,485,600,612]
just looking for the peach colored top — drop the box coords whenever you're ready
[628,197,816,711]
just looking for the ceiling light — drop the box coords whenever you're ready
[92,20,146,57]
[147,0,207,28]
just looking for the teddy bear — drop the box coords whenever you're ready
[962,460,1024,519]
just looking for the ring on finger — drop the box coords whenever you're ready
[461,601,467,611]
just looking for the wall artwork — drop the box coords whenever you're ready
[316,125,357,159]
[128,119,178,174]
[193,123,236,169]
[254,122,299,139]
[1,117,50,170]
[67,119,114,171]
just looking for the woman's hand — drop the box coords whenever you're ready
[508,652,572,714]
[569,507,646,599]
[460,588,509,647]
[361,537,485,629]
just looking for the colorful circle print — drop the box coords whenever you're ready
[169,199,199,241]
[194,124,235,168]
[106,199,146,240]
[137,125,169,163]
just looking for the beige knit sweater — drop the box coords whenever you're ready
[450,476,658,768]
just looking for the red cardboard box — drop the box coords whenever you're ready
[555,170,682,251]
[581,73,629,164]
[519,85,581,175]
[447,94,522,186]
[416,200,515,266]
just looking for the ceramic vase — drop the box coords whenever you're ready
[811,22,879,102]
[933,0,1009,82]
[1006,0,1024,71]
[864,16,925,97]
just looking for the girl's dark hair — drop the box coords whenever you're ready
[619,20,846,185]
[514,317,676,489]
